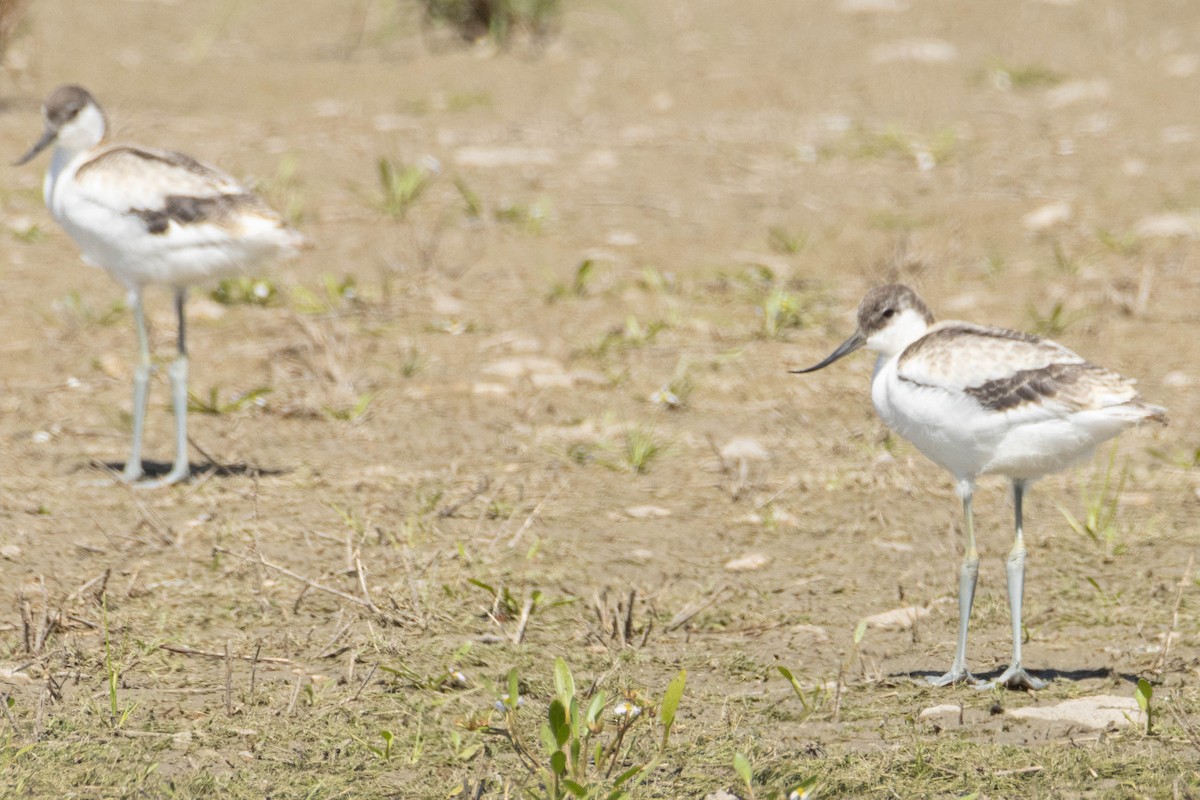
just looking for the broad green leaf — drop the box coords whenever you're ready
[586,691,606,726]
[550,750,567,776]
[733,752,753,788]
[554,657,576,706]
[563,779,587,798]
[659,668,687,749]
[1135,678,1153,712]
[540,723,557,757]
[506,668,520,711]
[549,699,570,747]
[612,765,643,788]
[777,665,806,701]
[468,578,497,596]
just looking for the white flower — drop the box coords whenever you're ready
[650,387,681,409]
[612,701,641,719]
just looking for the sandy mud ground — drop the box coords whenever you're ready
[1,1,1199,797]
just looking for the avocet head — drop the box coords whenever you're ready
[791,284,934,373]
[14,85,107,166]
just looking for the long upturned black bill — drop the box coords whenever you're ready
[790,329,866,373]
[14,129,56,166]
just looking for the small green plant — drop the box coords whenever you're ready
[291,273,358,314]
[650,358,695,410]
[11,221,45,243]
[496,197,552,233]
[322,392,374,422]
[1135,678,1153,735]
[400,346,425,378]
[422,0,561,45]
[486,659,686,799]
[468,578,528,621]
[988,61,1062,90]
[1097,228,1141,256]
[546,259,596,302]
[767,226,807,255]
[210,276,279,306]
[187,386,271,415]
[377,157,436,218]
[101,596,136,730]
[54,291,126,328]
[777,666,830,719]
[622,428,664,475]
[761,289,807,338]
[259,153,306,225]
[454,176,484,219]
[1027,300,1085,337]
[586,315,669,357]
[636,265,675,294]
[1056,445,1127,559]
[734,751,818,800]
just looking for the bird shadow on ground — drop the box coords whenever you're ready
[905,666,1118,689]
[91,459,290,481]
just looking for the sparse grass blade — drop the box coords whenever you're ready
[658,669,686,751]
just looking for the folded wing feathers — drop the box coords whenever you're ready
[899,322,1143,414]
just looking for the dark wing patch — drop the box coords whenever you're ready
[133,193,259,235]
[964,362,1106,412]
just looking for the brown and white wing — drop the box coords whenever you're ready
[897,322,1140,415]
[73,145,275,233]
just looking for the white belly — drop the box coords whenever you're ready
[871,356,1144,482]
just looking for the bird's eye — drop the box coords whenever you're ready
[881,307,896,319]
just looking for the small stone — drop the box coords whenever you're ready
[704,791,743,800]
[1022,201,1072,232]
[625,505,671,519]
[919,703,961,720]
[725,553,770,572]
[863,605,929,630]
[432,293,465,316]
[472,382,509,396]
[0,544,20,560]
[98,352,127,380]
[720,437,769,462]
[1134,213,1199,239]
[530,373,574,389]
[1007,695,1143,729]
[0,667,34,686]
[870,38,958,64]
[1044,79,1109,109]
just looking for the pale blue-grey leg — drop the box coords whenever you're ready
[929,480,980,686]
[979,480,1048,691]
[121,289,150,483]
[138,289,190,488]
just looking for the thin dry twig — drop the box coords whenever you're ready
[249,640,263,696]
[666,584,728,631]
[1152,554,1193,674]
[286,673,304,715]
[512,596,535,645]
[216,546,406,625]
[160,644,289,664]
[351,663,378,703]
[500,484,562,548]
[224,642,234,716]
